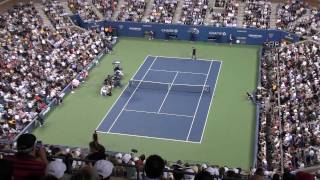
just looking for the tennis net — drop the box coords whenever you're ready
[129,80,210,93]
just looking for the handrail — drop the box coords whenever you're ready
[275,47,284,174]
[253,47,263,168]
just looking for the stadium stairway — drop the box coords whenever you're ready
[34,3,54,30]
[270,2,278,29]
[112,0,125,21]
[204,0,215,25]
[89,3,104,20]
[141,0,154,22]
[172,0,184,23]
[289,8,312,28]
[236,2,245,27]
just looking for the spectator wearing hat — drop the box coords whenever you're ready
[5,133,48,180]
[45,160,67,180]
[94,160,114,180]
[144,154,165,180]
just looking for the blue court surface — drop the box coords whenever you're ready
[96,56,222,143]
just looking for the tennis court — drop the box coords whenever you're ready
[34,38,258,168]
[96,55,222,143]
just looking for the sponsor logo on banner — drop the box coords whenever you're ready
[268,33,274,39]
[119,24,124,30]
[188,28,199,34]
[265,41,280,48]
[236,37,247,40]
[237,30,247,33]
[161,29,178,33]
[285,33,293,40]
[208,31,226,36]
[129,27,142,31]
[142,24,152,27]
[248,34,262,38]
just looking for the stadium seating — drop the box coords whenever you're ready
[179,0,208,25]
[288,7,320,37]
[276,1,307,31]
[208,0,238,27]
[117,0,146,22]
[0,133,253,179]
[0,2,114,143]
[43,0,73,28]
[258,41,320,171]
[147,0,177,24]
[93,0,119,20]
[68,0,100,21]
[242,0,271,29]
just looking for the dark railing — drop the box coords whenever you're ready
[252,47,263,168]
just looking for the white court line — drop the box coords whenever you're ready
[130,79,208,88]
[98,55,220,143]
[124,109,193,118]
[95,55,153,131]
[157,71,178,113]
[106,57,158,133]
[186,60,213,141]
[149,69,207,76]
[102,131,201,144]
[199,61,223,143]
[130,80,170,85]
[156,55,222,63]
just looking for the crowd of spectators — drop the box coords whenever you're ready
[179,0,208,25]
[214,0,227,8]
[276,1,308,31]
[1,133,318,180]
[147,0,177,24]
[68,0,100,21]
[258,41,320,172]
[288,7,320,37]
[276,2,319,38]
[65,0,320,38]
[117,0,146,22]
[243,0,271,29]
[208,0,238,27]
[313,32,320,42]
[93,0,118,20]
[43,0,73,29]
[0,2,115,142]
[258,47,283,171]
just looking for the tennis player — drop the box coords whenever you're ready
[192,47,196,60]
